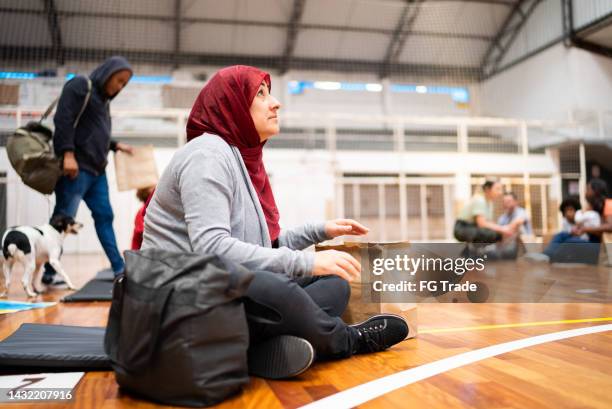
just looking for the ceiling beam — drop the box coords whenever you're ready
[42,0,64,65]
[563,1,612,60]
[561,0,573,46]
[380,0,425,78]
[173,0,181,69]
[455,0,516,4]
[480,0,542,79]
[0,45,481,81]
[570,37,612,59]
[279,0,307,74]
[379,0,517,5]
[0,7,493,42]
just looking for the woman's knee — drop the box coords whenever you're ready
[332,276,351,303]
[335,277,351,316]
[314,275,351,317]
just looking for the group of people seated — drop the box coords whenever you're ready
[454,180,527,259]
[454,178,612,264]
[539,179,611,264]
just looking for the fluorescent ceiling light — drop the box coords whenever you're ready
[314,81,342,90]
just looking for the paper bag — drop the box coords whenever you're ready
[315,241,417,338]
[114,145,158,191]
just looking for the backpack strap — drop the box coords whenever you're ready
[40,98,59,122]
[39,77,93,127]
[73,78,92,129]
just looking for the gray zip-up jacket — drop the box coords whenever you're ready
[141,134,329,278]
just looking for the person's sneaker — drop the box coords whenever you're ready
[41,274,66,286]
[523,252,550,263]
[350,314,409,354]
[248,335,314,379]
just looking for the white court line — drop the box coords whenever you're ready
[300,324,612,409]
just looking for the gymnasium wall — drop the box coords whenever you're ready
[481,44,612,130]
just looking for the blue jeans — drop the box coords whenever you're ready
[45,170,124,275]
[543,231,600,264]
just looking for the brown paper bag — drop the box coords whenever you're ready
[315,241,417,338]
[114,145,158,191]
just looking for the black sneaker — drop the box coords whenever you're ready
[351,314,409,354]
[248,335,314,379]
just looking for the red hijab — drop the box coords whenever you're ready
[186,65,280,242]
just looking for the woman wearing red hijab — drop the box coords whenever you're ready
[142,66,408,378]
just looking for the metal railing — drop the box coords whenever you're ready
[0,107,582,154]
[0,107,582,241]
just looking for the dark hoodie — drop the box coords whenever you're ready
[53,56,132,176]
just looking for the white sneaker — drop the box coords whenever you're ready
[524,252,550,263]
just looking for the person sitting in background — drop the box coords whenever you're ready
[573,202,601,240]
[491,191,532,259]
[454,180,516,248]
[131,185,156,250]
[497,192,532,237]
[569,191,612,266]
[558,196,582,233]
[537,179,608,264]
[570,181,611,239]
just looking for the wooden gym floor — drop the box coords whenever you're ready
[1,253,611,409]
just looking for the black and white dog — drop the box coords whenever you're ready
[0,215,82,297]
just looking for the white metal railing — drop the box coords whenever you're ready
[339,176,456,242]
[338,175,558,242]
[570,109,612,140]
[0,106,582,154]
[0,106,588,241]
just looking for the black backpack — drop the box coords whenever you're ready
[104,249,254,407]
[6,78,91,194]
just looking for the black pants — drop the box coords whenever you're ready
[244,271,358,360]
[454,220,501,243]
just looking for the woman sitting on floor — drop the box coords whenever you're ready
[141,65,408,379]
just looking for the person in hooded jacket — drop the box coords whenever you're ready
[142,65,409,379]
[43,56,134,284]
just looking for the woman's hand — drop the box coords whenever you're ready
[116,142,134,155]
[313,250,361,282]
[324,219,369,239]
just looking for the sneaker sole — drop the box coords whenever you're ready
[248,335,314,379]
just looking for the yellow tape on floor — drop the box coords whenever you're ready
[419,317,612,334]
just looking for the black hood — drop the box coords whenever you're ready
[89,56,133,99]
